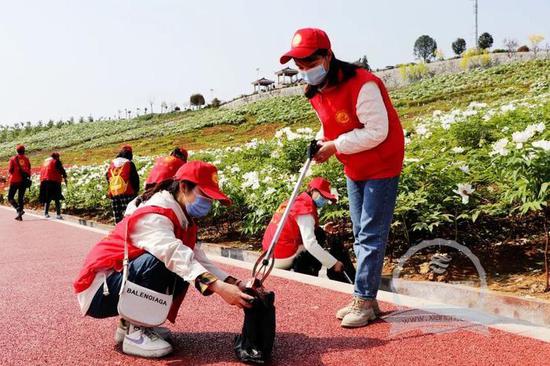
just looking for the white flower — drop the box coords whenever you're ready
[491,138,510,156]
[534,122,545,133]
[468,101,487,109]
[512,129,535,144]
[416,124,429,136]
[532,140,550,151]
[500,103,516,112]
[453,183,475,204]
[296,127,313,135]
[265,187,276,196]
[452,147,465,154]
[230,166,241,174]
[458,164,470,173]
[432,110,442,117]
[270,150,281,158]
[241,171,260,190]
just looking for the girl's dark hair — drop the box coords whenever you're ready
[304,49,359,99]
[117,149,133,161]
[135,179,197,207]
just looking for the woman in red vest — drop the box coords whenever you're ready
[280,28,404,328]
[39,152,67,219]
[74,161,253,358]
[262,177,345,277]
[106,145,140,224]
[7,144,31,221]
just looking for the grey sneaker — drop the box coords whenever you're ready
[336,298,380,320]
[340,297,377,328]
[56,214,63,220]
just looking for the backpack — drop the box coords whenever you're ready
[109,166,129,197]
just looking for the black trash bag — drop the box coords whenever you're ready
[234,283,276,364]
[292,250,322,276]
[315,227,356,284]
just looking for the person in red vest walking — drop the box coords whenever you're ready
[39,152,68,219]
[262,177,346,277]
[280,28,404,328]
[7,144,31,221]
[106,145,140,223]
[74,161,253,358]
[145,147,188,191]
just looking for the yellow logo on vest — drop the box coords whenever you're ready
[292,33,302,47]
[335,110,351,124]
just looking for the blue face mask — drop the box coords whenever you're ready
[314,195,328,208]
[186,195,212,218]
[301,63,328,86]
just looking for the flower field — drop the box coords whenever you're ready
[1,60,549,261]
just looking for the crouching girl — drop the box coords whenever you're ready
[73,161,253,358]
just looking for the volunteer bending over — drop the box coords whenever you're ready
[74,161,253,358]
[262,177,344,276]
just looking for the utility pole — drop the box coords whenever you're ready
[473,0,479,49]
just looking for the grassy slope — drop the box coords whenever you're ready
[1,59,549,169]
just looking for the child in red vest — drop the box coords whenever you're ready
[262,177,345,276]
[7,144,31,221]
[280,28,404,328]
[74,161,253,358]
[39,152,67,219]
[106,145,140,223]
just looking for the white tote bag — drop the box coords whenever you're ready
[117,221,174,327]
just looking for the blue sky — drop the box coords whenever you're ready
[0,0,548,125]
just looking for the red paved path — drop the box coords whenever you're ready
[0,206,549,365]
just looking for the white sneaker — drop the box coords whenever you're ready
[122,323,173,358]
[56,215,63,220]
[44,213,50,218]
[115,319,171,344]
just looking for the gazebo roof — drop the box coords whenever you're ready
[275,67,299,76]
[252,77,275,86]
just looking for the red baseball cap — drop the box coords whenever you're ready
[121,144,132,153]
[280,28,331,64]
[308,177,337,203]
[173,161,231,206]
[16,144,25,153]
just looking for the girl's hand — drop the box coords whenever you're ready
[314,141,337,163]
[210,281,254,309]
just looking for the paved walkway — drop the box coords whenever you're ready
[1,206,549,365]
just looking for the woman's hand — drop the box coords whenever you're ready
[209,280,254,309]
[331,261,345,273]
[314,141,337,163]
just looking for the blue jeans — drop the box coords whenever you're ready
[346,176,399,300]
[87,253,185,319]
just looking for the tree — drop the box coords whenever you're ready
[413,35,437,62]
[503,38,518,58]
[452,38,466,56]
[478,32,494,50]
[528,34,545,57]
[160,101,167,113]
[210,98,221,108]
[190,94,206,110]
[354,55,371,71]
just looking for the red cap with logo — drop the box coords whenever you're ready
[307,177,337,203]
[280,28,331,64]
[173,161,231,206]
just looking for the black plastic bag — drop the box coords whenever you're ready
[234,284,276,364]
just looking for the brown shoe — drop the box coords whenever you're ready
[336,298,380,320]
[340,297,377,328]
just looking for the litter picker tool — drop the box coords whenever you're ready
[251,140,320,287]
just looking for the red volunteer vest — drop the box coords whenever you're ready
[107,160,135,197]
[73,205,198,322]
[262,192,318,259]
[310,68,405,181]
[40,157,63,183]
[146,156,185,185]
[8,155,31,184]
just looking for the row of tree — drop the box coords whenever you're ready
[413,33,546,62]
